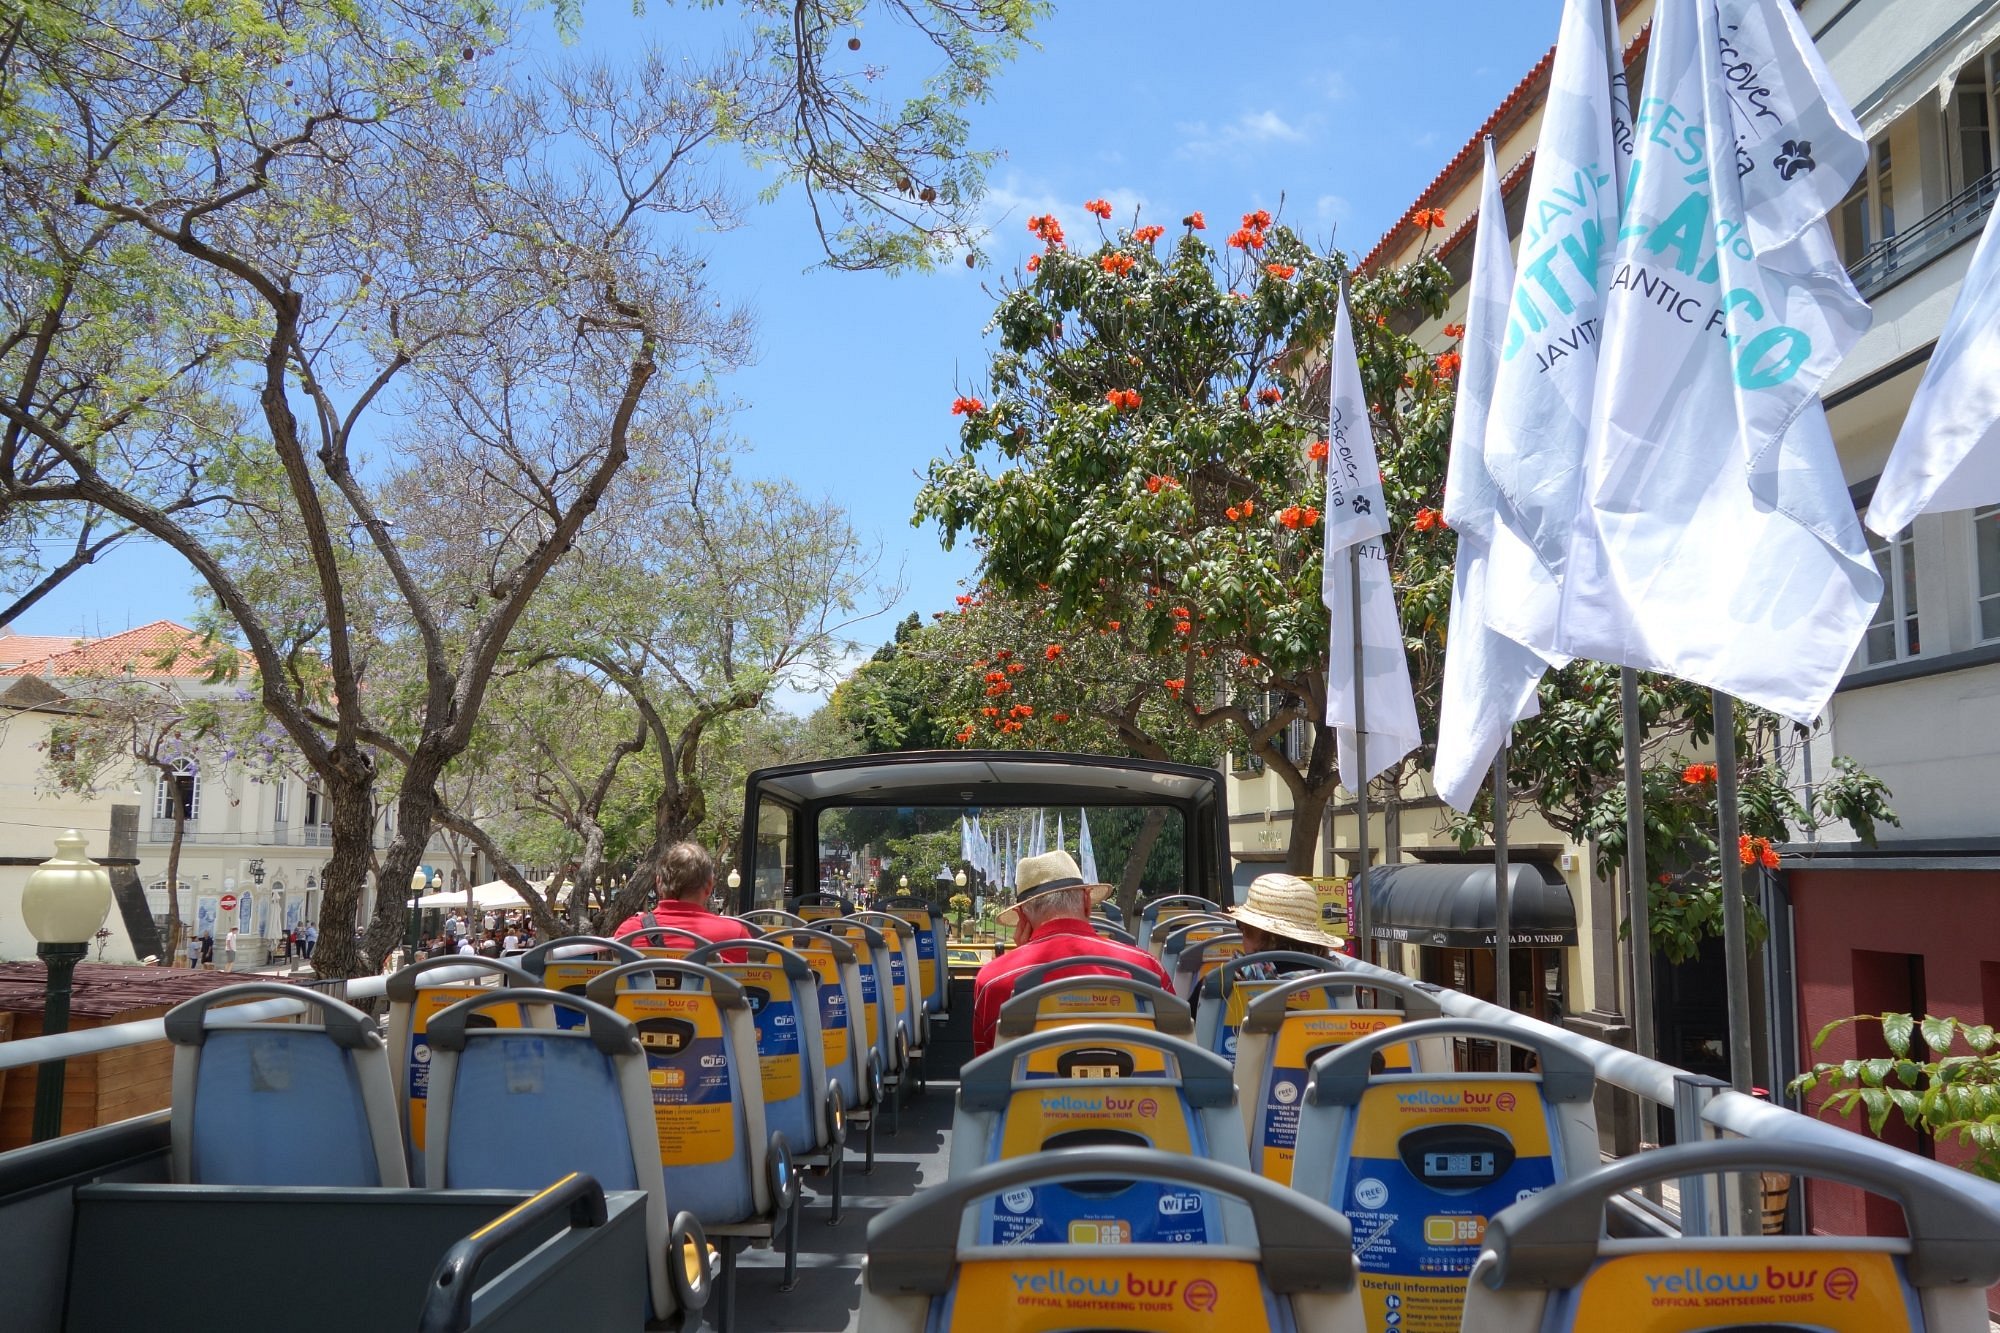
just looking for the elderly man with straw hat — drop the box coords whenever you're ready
[971,849,1172,1055]
[1228,872,1346,976]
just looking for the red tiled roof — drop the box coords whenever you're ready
[0,633,84,668]
[0,620,222,679]
[1361,13,1653,273]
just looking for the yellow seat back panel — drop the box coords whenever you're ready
[1561,1248,1919,1331]
[612,989,738,1166]
[941,1257,1274,1331]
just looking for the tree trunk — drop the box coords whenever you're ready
[164,788,187,965]
[1285,785,1330,876]
[307,751,385,979]
[1116,808,1169,922]
[356,756,455,975]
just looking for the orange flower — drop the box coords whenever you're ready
[956,727,974,743]
[1307,439,1329,462]
[985,682,1011,697]
[980,706,1000,718]
[1257,387,1283,405]
[1100,252,1136,277]
[1169,605,1189,617]
[1413,507,1443,532]
[1658,873,1674,885]
[1163,677,1186,696]
[1413,206,1447,230]
[1239,654,1261,668]
[1028,214,1066,247]
[1239,498,1254,517]
[1302,505,1319,524]
[1052,711,1070,723]
[1374,313,1388,328]
[1682,763,1716,785]
[1001,720,1023,733]
[1006,662,1026,675]
[1184,211,1206,229]
[1084,198,1113,220]
[1105,388,1142,411]
[1761,845,1780,870]
[1144,474,1178,494]
[1133,224,1165,243]
[995,649,1012,659]
[1434,351,1462,377]
[1226,227,1267,250]
[1106,620,1121,631]
[1278,505,1311,530]
[950,395,985,416]
[1225,505,1241,522]
[1174,620,1193,634]
[1264,263,1296,279]
[956,594,972,606]
[1025,254,1041,273]
[984,671,1006,683]
[1241,208,1273,230]
[1442,322,1466,339]
[1043,644,1062,660]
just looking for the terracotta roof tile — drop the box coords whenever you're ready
[0,961,253,1018]
[1361,15,1652,274]
[0,620,221,679]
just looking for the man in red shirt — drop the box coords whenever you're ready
[971,850,1172,1055]
[612,842,755,954]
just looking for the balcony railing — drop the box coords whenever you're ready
[1847,165,1999,298]
[142,821,334,846]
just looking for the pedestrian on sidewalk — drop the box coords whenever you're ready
[199,932,215,970]
[184,931,201,971]
[223,927,238,972]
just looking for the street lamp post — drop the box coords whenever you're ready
[24,831,114,1143]
[408,867,431,960]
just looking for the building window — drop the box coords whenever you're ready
[154,760,199,820]
[1975,504,2000,643]
[1864,524,1921,664]
[304,785,322,827]
[1836,136,1895,266]
[1952,57,1994,193]
[273,779,287,823]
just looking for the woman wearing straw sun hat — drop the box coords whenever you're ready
[1228,872,1345,978]
[971,849,1172,1055]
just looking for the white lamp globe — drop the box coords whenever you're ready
[22,831,114,945]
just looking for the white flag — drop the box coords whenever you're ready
[1865,196,2000,536]
[1436,140,1563,812]
[1078,810,1099,884]
[1056,813,1065,855]
[1555,0,1881,724]
[1033,809,1046,856]
[1322,291,1421,792]
[1483,0,1633,656]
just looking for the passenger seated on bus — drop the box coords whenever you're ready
[612,841,753,958]
[972,852,1170,1056]
[1227,872,1342,979]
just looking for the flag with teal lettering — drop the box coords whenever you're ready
[1555,0,1880,723]
[1482,0,1633,655]
[1436,140,1562,812]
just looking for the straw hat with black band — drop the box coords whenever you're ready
[1228,872,1344,950]
[996,850,1114,930]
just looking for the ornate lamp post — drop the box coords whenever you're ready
[725,867,741,912]
[24,831,114,1143]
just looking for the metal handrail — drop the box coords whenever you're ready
[1848,164,2000,297]
[0,959,528,1073]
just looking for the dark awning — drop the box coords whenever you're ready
[1364,862,1577,948]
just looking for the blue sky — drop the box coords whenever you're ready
[21,0,1564,705]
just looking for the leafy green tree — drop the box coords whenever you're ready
[832,614,957,753]
[909,200,1899,961]
[0,0,1034,974]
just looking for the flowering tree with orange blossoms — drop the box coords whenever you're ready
[911,200,1899,953]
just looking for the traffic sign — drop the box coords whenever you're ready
[219,893,238,911]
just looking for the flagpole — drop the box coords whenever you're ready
[1621,668,1658,1152]
[1349,543,1371,960]
[1712,689,1763,1236]
[1493,743,1511,1012]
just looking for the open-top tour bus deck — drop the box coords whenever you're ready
[1,752,1997,1332]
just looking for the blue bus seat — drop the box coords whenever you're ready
[686,939,847,1218]
[816,918,905,1107]
[1192,951,1357,1060]
[163,983,407,1188]
[517,936,646,1030]
[1135,895,1219,952]
[385,957,548,1179]
[1234,972,1449,1183]
[1089,915,1139,945]
[861,1148,1365,1332]
[1158,919,1238,989]
[847,911,928,1071]
[585,958,801,1327]
[741,909,808,932]
[1288,1019,1601,1333]
[419,988,695,1328]
[883,896,950,1016]
[1171,929,1244,997]
[994,974,1194,1046]
[1463,1137,2000,1333]
[950,1023,1248,1245]
[759,925,882,1177]
[613,924,714,959]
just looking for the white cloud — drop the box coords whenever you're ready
[1177,108,1310,159]
[1315,193,1353,228]
[1316,70,1354,101]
